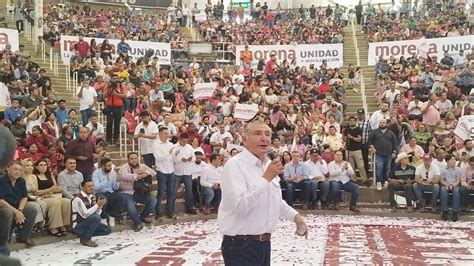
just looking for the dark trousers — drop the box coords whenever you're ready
[221,238,271,266]
[356,13,362,24]
[73,213,111,241]
[361,143,370,174]
[97,192,124,219]
[0,203,37,244]
[285,180,311,206]
[388,182,414,207]
[121,193,156,224]
[142,153,155,168]
[174,175,194,212]
[15,20,23,32]
[105,106,123,143]
[155,172,175,216]
[330,180,360,207]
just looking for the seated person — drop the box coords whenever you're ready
[72,179,111,247]
[58,158,84,199]
[388,153,416,213]
[303,148,330,209]
[92,158,123,227]
[460,156,474,211]
[328,150,360,212]
[118,152,157,232]
[0,161,38,248]
[413,154,441,213]
[283,151,313,210]
[200,154,223,215]
[85,114,105,144]
[440,155,462,222]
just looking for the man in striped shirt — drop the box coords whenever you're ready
[388,153,416,213]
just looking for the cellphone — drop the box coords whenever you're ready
[140,128,145,134]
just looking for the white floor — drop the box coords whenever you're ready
[11,215,474,265]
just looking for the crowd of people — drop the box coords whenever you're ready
[360,0,471,42]
[0,0,473,256]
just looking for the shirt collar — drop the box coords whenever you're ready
[240,148,269,168]
[80,190,93,201]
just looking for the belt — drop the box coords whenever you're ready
[223,233,271,242]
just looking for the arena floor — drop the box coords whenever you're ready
[11,214,474,265]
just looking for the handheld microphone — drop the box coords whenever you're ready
[266,148,276,161]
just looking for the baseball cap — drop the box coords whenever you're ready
[357,108,364,114]
[57,99,66,103]
[310,148,319,155]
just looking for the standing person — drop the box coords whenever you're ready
[304,148,330,209]
[328,150,361,212]
[104,74,126,146]
[0,161,38,248]
[66,127,95,180]
[133,111,159,168]
[343,116,368,184]
[356,109,371,176]
[439,155,462,222]
[368,119,399,190]
[152,127,176,220]
[200,154,223,215]
[74,36,90,60]
[388,153,416,213]
[355,1,363,25]
[172,133,197,215]
[218,120,308,266]
[71,179,111,248]
[413,154,441,213]
[460,156,474,211]
[77,76,97,126]
[14,4,24,33]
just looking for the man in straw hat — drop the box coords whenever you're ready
[388,152,416,213]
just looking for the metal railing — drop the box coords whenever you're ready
[212,41,234,61]
[119,121,128,158]
[39,41,46,62]
[65,65,71,90]
[96,102,105,126]
[72,72,78,97]
[350,14,367,117]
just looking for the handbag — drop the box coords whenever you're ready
[133,175,152,204]
[101,105,112,115]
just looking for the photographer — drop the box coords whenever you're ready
[104,74,126,146]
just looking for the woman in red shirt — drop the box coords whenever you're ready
[104,74,126,145]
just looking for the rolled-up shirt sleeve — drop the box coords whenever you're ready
[280,199,298,221]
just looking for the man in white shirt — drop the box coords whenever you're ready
[152,127,176,220]
[304,148,330,209]
[200,154,223,215]
[407,95,423,121]
[209,123,234,153]
[77,76,97,126]
[157,113,177,139]
[190,151,206,208]
[369,101,391,129]
[328,150,360,212]
[85,114,105,144]
[172,133,197,215]
[413,154,441,212]
[218,120,307,265]
[134,111,159,168]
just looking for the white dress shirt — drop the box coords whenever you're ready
[304,159,329,181]
[77,85,97,111]
[200,164,223,188]
[190,161,206,180]
[328,160,355,184]
[134,121,159,155]
[152,139,174,174]
[210,130,234,146]
[172,143,196,176]
[218,148,298,236]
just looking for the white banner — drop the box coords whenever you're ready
[368,36,474,65]
[60,35,171,65]
[234,103,259,121]
[0,28,19,52]
[453,115,474,144]
[235,44,344,69]
[195,13,207,22]
[193,83,217,99]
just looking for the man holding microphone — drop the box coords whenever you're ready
[218,120,308,266]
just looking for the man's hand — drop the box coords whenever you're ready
[263,159,283,182]
[181,157,187,162]
[14,210,26,224]
[97,198,106,208]
[294,214,308,239]
[77,156,88,161]
[175,150,180,156]
[212,183,220,190]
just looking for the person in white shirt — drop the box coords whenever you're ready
[134,111,159,168]
[304,148,330,209]
[157,113,177,139]
[152,127,176,220]
[77,76,97,126]
[272,137,288,156]
[283,151,312,209]
[432,148,447,170]
[407,95,423,121]
[218,120,307,265]
[209,123,234,153]
[85,114,105,143]
[172,133,197,215]
[200,154,223,215]
[190,151,206,208]
[369,101,391,129]
[413,154,441,212]
[328,150,360,212]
